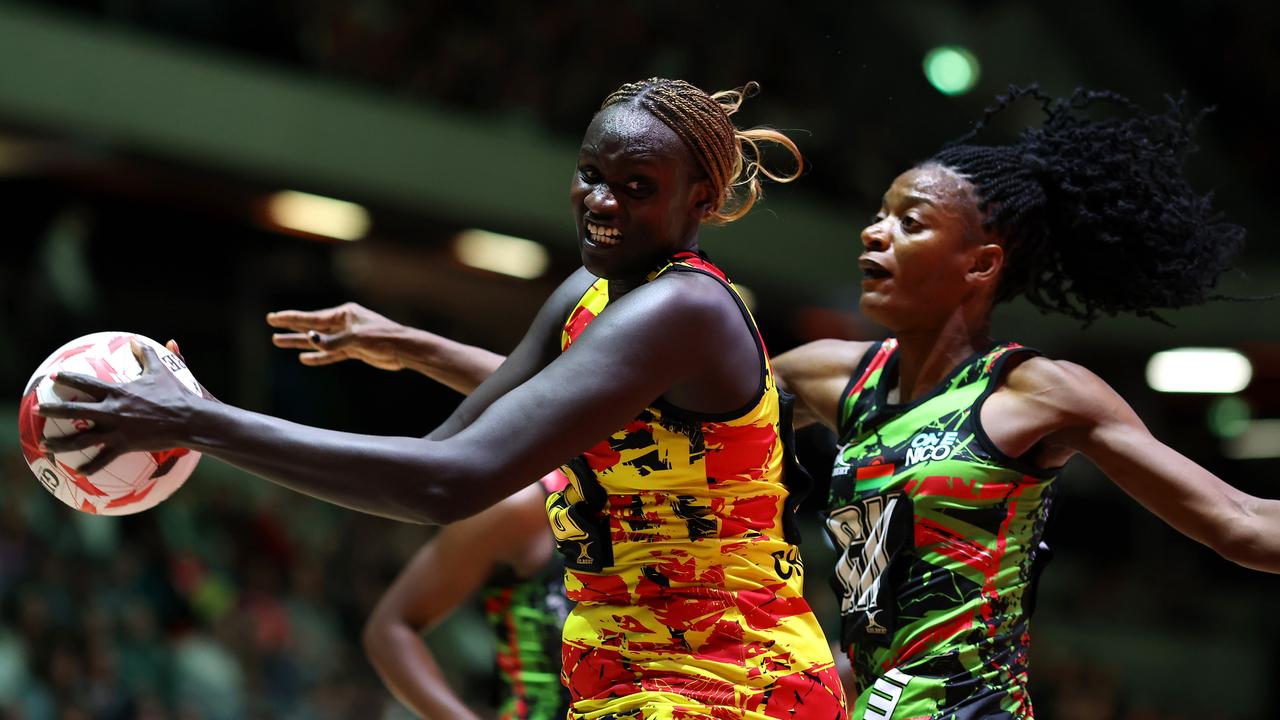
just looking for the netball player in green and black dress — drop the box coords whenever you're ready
[775,87,1280,719]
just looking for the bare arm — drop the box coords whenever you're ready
[363,483,548,719]
[267,302,505,396]
[772,339,874,431]
[39,271,747,525]
[993,358,1280,573]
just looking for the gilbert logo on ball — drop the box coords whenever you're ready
[17,331,202,515]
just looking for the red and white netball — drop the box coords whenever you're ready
[17,331,202,515]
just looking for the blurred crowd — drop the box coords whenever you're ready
[0,452,456,720]
[21,0,1280,222]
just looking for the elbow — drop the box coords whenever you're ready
[1211,514,1280,574]
[402,453,497,524]
[404,476,481,525]
[361,612,389,663]
[377,443,488,525]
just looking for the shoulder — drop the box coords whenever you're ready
[602,269,739,331]
[1001,355,1121,423]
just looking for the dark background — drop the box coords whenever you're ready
[0,1,1277,718]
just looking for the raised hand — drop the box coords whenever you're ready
[36,342,202,475]
[267,302,408,371]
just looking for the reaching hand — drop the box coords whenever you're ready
[267,302,408,371]
[36,342,201,475]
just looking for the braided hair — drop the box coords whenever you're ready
[601,78,803,224]
[928,85,1245,323]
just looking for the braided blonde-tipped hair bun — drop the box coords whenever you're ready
[601,78,803,224]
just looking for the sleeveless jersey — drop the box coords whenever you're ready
[826,339,1057,720]
[481,473,574,720]
[545,252,847,720]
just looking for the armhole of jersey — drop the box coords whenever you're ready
[651,265,769,423]
[971,346,1063,481]
[836,340,884,439]
[559,276,608,352]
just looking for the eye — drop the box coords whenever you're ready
[870,212,886,225]
[578,166,602,183]
[900,215,922,231]
[623,179,654,198]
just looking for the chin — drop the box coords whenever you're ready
[857,294,897,330]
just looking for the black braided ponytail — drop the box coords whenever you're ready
[928,85,1245,323]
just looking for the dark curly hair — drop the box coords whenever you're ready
[927,85,1246,323]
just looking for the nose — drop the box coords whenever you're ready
[583,184,618,215]
[861,218,888,251]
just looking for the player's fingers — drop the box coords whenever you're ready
[165,339,182,359]
[271,332,315,349]
[131,340,163,372]
[265,309,345,332]
[34,401,110,421]
[43,427,110,454]
[298,351,348,366]
[76,443,123,476]
[49,371,113,398]
[307,329,356,351]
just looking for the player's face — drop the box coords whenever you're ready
[570,105,711,285]
[858,164,993,330]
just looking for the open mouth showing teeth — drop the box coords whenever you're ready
[586,221,621,246]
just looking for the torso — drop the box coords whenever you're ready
[827,339,1059,720]
[545,252,848,720]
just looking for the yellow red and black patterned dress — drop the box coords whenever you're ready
[546,251,848,720]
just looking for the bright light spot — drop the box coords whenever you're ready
[1207,396,1251,438]
[1223,419,1280,459]
[266,190,370,241]
[454,229,549,280]
[1145,348,1252,394]
[923,46,980,96]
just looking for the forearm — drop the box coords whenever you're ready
[396,328,505,395]
[364,622,484,720]
[185,401,474,524]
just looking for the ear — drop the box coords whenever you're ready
[689,177,716,219]
[967,243,1004,287]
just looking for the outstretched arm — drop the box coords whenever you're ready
[996,358,1280,573]
[267,303,505,396]
[38,271,743,525]
[363,483,548,719]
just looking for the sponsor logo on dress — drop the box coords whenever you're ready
[904,430,959,466]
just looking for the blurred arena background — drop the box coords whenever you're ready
[1,1,1278,718]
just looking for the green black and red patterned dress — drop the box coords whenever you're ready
[480,473,573,720]
[827,339,1058,719]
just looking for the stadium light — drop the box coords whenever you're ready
[923,46,980,96]
[454,229,549,280]
[266,190,370,241]
[1145,348,1252,394]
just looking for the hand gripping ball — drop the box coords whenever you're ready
[17,331,202,515]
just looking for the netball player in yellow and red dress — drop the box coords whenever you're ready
[41,78,848,719]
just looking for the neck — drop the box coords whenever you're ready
[891,311,992,404]
[607,239,699,302]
